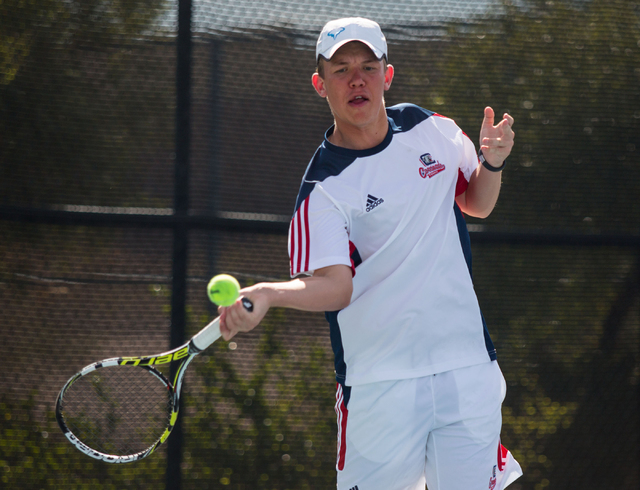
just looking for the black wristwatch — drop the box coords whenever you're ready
[479,150,506,172]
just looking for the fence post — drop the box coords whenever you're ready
[207,39,223,308]
[167,0,192,488]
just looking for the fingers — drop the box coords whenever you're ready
[482,106,495,128]
[481,133,514,148]
[481,136,514,154]
[481,138,507,149]
[218,306,234,341]
[483,108,514,130]
[482,113,515,145]
[479,109,515,166]
[219,300,243,340]
[498,114,515,139]
[503,113,514,128]
[218,295,258,341]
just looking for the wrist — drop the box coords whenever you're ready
[254,280,305,310]
[479,150,506,172]
[242,283,275,310]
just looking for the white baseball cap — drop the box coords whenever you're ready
[316,17,387,62]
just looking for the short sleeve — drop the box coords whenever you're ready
[455,130,480,197]
[459,130,480,182]
[288,185,351,278]
[431,114,479,197]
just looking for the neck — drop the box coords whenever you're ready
[328,109,389,150]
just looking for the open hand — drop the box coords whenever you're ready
[480,106,515,168]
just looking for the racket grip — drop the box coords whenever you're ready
[191,297,254,351]
[191,317,222,352]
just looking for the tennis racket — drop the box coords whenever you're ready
[55,297,253,463]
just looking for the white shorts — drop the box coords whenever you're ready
[335,361,522,490]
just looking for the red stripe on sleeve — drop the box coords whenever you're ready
[303,198,310,272]
[455,168,469,196]
[348,241,357,277]
[289,219,295,276]
[291,197,310,276]
[296,205,303,275]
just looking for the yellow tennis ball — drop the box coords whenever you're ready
[207,274,240,306]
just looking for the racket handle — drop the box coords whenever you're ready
[191,297,254,351]
[191,317,221,351]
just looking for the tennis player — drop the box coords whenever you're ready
[220,17,523,490]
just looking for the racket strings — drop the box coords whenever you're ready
[60,365,174,456]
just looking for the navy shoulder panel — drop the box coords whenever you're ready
[306,144,359,183]
[293,104,434,213]
[386,103,435,134]
[293,144,358,213]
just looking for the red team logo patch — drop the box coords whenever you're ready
[419,153,445,179]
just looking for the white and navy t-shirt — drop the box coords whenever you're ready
[289,103,497,387]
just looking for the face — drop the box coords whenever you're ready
[312,42,394,135]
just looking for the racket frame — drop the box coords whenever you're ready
[55,298,251,463]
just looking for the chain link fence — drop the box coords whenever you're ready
[1,1,638,489]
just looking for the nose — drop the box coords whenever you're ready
[348,68,365,87]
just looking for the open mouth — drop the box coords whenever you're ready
[349,95,369,106]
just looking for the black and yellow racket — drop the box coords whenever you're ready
[55,292,252,463]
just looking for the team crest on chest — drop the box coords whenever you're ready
[419,153,446,179]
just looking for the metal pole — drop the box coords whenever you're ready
[167,0,192,488]
[207,39,222,308]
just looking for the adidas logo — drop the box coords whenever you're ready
[366,194,384,212]
[349,486,359,490]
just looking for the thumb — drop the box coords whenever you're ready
[482,106,495,128]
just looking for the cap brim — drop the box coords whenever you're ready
[318,39,385,62]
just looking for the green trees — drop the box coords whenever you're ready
[416,0,639,233]
[0,0,173,207]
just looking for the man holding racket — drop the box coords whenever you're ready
[220,17,522,490]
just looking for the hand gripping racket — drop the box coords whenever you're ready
[55,297,253,463]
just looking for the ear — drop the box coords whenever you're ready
[312,72,327,98]
[384,64,394,91]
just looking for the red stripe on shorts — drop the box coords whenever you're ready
[497,442,509,472]
[335,383,349,471]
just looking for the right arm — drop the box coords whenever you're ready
[222,162,355,341]
[219,264,352,340]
